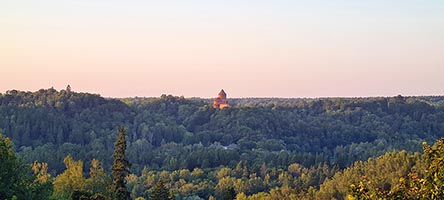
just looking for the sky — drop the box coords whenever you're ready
[1,0,443,98]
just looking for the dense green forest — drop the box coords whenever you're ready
[1,88,444,199]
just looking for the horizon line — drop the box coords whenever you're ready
[1,87,443,99]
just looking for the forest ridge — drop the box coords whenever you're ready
[1,88,444,199]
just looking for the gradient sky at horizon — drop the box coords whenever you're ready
[1,0,443,98]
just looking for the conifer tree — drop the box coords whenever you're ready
[112,126,131,200]
[222,186,236,200]
[150,179,169,200]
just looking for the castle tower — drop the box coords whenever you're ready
[218,89,227,99]
[213,89,229,109]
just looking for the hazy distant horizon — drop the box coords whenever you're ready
[1,86,443,99]
[1,1,443,98]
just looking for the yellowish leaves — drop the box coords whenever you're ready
[32,161,51,183]
[52,155,86,199]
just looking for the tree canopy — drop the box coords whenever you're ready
[1,88,444,199]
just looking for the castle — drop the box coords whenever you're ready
[213,89,229,109]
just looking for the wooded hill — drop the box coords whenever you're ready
[1,88,444,199]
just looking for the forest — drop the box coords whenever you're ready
[1,87,444,199]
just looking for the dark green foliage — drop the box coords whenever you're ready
[0,89,132,174]
[150,180,170,200]
[90,193,107,200]
[0,134,23,199]
[71,190,92,200]
[2,89,444,174]
[3,88,444,198]
[222,187,236,200]
[0,134,53,200]
[112,127,131,200]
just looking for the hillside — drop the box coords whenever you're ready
[2,88,444,199]
[1,88,443,174]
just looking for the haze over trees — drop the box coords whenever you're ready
[1,88,444,199]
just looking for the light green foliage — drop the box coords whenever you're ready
[345,139,444,199]
[32,161,51,183]
[216,167,232,180]
[235,192,247,200]
[247,192,270,200]
[52,155,87,199]
[87,159,112,197]
[318,151,420,199]
[191,168,204,179]
[420,139,444,199]
[268,186,299,200]
[50,157,112,199]
[215,177,235,195]
[179,169,191,181]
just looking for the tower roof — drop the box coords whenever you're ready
[219,89,226,96]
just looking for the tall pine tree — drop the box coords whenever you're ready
[150,179,170,200]
[112,127,131,200]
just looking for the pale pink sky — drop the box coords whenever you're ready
[1,1,443,98]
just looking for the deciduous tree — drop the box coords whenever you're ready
[52,155,86,199]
